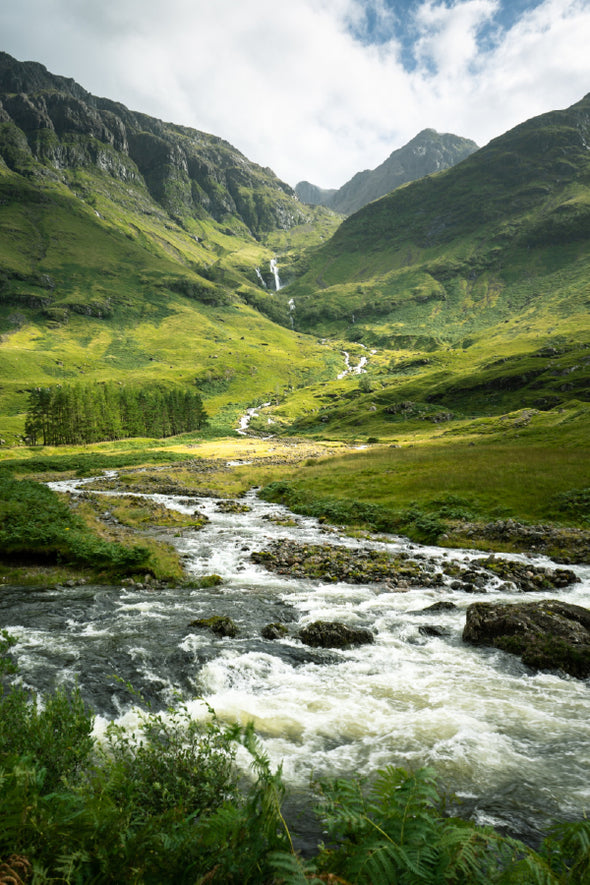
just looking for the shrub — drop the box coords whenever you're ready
[0,471,151,575]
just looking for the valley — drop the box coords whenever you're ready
[0,49,589,883]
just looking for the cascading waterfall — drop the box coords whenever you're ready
[338,351,368,379]
[255,267,267,288]
[3,476,589,849]
[270,258,282,291]
[288,297,295,329]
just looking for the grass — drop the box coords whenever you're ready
[0,470,188,585]
[0,162,342,444]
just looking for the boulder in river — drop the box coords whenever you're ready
[299,620,374,649]
[189,615,238,638]
[462,600,590,678]
[261,622,289,640]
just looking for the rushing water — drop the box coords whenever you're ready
[2,477,589,844]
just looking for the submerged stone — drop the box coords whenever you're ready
[261,622,289,640]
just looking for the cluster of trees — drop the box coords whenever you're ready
[24,381,207,445]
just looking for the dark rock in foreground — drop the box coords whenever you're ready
[299,620,375,649]
[463,600,590,678]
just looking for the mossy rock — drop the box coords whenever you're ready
[192,574,223,588]
[188,615,238,638]
[463,599,590,678]
[261,622,289,640]
[216,500,252,513]
[299,620,374,649]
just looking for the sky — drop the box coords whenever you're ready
[1,0,589,188]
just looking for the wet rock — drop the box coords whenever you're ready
[418,625,449,638]
[261,622,289,640]
[299,620,374,649]
[216,500,252,513]
[472,556,579,592]
[251,541,581,596]
[190,574,223,589]
[463,600,590,678]
[420,601,457,613]
[188,615,238,638]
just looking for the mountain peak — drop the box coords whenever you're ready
[296,129,479,216]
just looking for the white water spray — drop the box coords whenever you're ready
[270,258,282,291]
[338,352,368,379]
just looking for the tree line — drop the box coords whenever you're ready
[24,381,208,445]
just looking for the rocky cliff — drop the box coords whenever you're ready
[0,52,305,235]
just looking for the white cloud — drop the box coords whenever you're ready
[1,0,589,187]
[413,0,499,76]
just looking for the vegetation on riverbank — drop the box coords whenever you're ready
[1,411,588,569]
[0,472,187,584]
[1,639,588,884]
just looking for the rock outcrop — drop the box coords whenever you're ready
[463,600,590,678]
[188,615,238,638]
[251,540,579,592]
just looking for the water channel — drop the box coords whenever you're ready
[2,475,589,845]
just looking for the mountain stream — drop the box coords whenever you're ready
[2,476,589,845]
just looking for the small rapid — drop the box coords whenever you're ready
[2,479,589,843]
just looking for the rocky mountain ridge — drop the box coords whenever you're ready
[0,51,305,236]
[296,128,479,215]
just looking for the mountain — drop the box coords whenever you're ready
[295,129,479,215]
[294,180,337,207]
[284,93,590,420]
[0,52,309,235]
[0,52,341,443]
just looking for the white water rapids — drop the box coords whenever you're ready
[3,477,589,845]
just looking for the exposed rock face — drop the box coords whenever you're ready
[463,600,590,678]
[0,51,306,235]
[299,620,374,649]
[294,180,337,207]
[296,129,479,216]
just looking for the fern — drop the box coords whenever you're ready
[541,818,590,883]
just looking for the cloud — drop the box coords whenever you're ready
[1,0,589,187]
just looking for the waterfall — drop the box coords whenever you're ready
[270,258,282,291]
[255,267,267,288]
[288,298,295,330]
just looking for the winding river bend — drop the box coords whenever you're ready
[3,476,589,844]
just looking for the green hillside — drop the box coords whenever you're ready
[278,93,590,425]
[0,53,342,442]
[0,52,588,539]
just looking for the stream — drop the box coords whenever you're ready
[2,476,589,845]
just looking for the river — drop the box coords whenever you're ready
[2,476,589,845]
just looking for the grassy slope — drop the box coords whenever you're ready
[0,161,342,441]
[261,95,590,439]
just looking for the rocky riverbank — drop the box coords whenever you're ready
[441,519,590,564]
[251,540,579,592]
